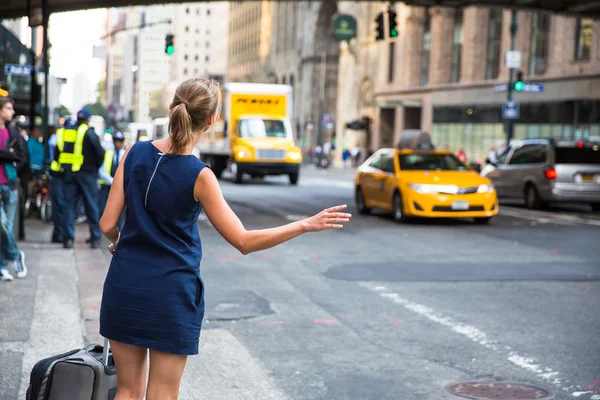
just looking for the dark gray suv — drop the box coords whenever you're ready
[481,139,600,210]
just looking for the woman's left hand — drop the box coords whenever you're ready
[108,242,117,255]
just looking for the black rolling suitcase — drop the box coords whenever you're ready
[26,338,117,400]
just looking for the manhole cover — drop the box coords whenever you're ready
[446,382,551,399]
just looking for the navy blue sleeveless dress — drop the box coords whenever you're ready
[100,140,208,355]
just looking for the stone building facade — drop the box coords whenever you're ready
[338,3,600,163]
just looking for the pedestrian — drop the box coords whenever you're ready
[98,78,351,400]
[0,97,27,281]
[52,108,105,249]
[98,131,126,230]
[48,120,70,243]
[457,148,468,163]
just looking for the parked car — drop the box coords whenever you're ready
[481,138,600,210]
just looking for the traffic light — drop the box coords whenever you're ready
[165,34,174,55]
[375,12,385,41]
[514,70,524,92]
[388,9,398,38]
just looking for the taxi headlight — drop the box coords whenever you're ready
[477,184,495,193]
[408,183,436,194]
[289,151,302,161]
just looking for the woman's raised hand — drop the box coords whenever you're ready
[302,205,352,232]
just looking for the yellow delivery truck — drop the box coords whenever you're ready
[197,83,302,185]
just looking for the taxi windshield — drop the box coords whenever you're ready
[399,153,470,171]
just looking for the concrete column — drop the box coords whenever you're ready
[421,94,433,134]
[393,106,405,146]
[403,8,426,88]
[461,7,489,82]
[429,7,455,85]
[372,111,381,150]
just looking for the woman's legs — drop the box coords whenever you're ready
[110,340,148,400]
[146,349,187,400]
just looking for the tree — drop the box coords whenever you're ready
[57,104,71,117]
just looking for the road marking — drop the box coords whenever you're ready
[314,318,338,324]
[383,314,403,329]
[361,282,580,396]
[500,207,600,227]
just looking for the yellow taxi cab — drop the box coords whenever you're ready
[354,139,498,224]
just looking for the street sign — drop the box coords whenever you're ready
[522,83,544,93]
[333,14,357,41]
[494,82,544,93]
[502,101,519,119]
[4,64,37,76]
[505,51,521,69]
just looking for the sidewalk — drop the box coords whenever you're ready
[0,220,288,400]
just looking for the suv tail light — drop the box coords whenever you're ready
[545,167,557,180]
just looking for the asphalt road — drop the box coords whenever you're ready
[195,167,600,400]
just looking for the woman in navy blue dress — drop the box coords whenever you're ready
[98,78,351,400]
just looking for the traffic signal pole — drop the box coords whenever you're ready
[506,9,518,145]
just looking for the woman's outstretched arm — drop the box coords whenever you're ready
[194,168,351,255]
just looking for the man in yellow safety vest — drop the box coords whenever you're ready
[50,108,105,249]
[98,131,126,229]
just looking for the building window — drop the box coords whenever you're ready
[184,54,188,61]
[388,42,395,83]
[207,8,211,16]
[205,55,210,62]
[195,55,199,61]
[184,68,188,75]
[206,41,210,48]
[421,11,431,86]
[197,8,200,16]
[185,26,189,33]
[450,11,463,83]
[185,8,189,14]
[529,12,550,75]
[485,8,502,80]
[574,17,593,60]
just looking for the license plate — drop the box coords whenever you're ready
[576,174,595,183]
[451,200,469,211]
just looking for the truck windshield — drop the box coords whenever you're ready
[240,119,288,139]
[399,153,470,171]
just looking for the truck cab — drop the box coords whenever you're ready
[197,82,302,185]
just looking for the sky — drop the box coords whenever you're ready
[49,9,107,112]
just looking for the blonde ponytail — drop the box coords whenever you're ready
[168,78,221,154]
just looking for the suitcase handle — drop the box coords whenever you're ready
[102,338,110,367]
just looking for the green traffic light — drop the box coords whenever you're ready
[390,28,398,38]
[167,45,174,55]
[514,81,524,91]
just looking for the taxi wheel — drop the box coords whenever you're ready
[392,192,408,223]
[355,187,371,215]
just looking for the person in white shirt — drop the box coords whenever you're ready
[98,132,126,230]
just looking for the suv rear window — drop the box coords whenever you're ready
[555,147,600,164]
